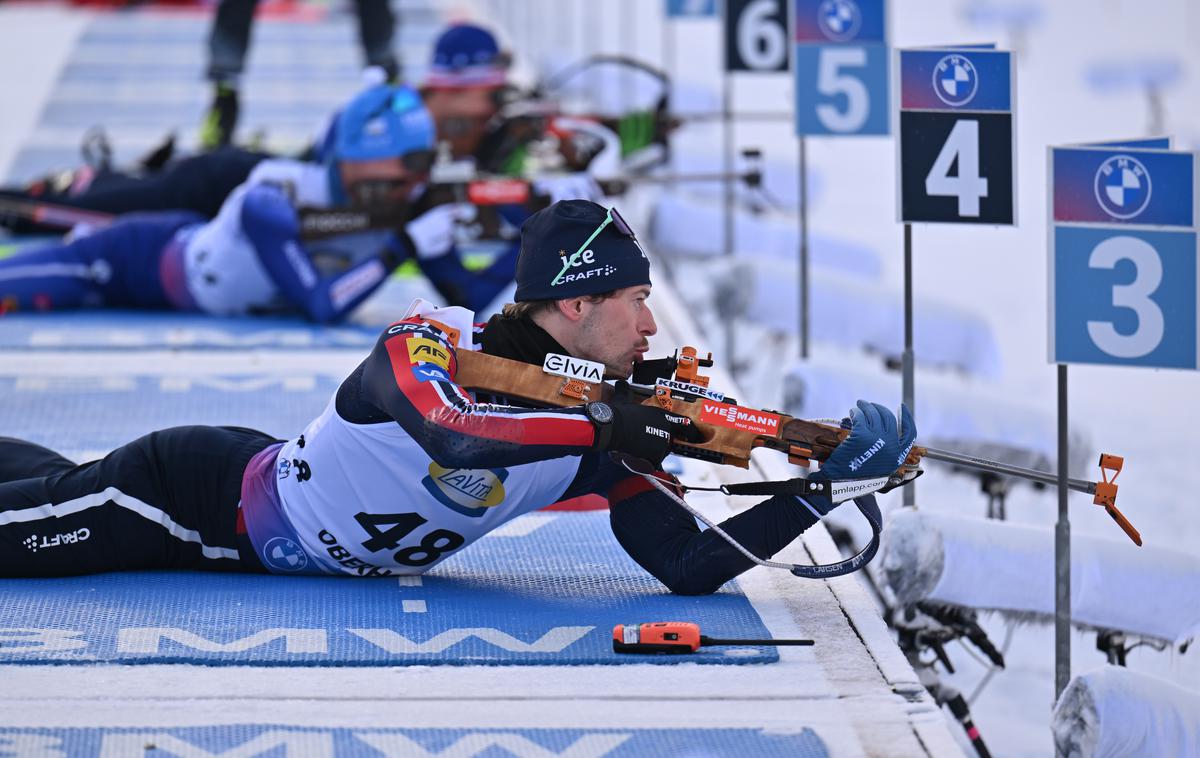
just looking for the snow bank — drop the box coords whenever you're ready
[781,346,1087,465]
[882,509,1200,644]
[718,257,1003,377]
[656,255,1001,379]
[649,194,881,277]
[1052,667,1200,758]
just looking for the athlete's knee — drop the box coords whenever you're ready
[0,438,74,481]
[658,568,724,596]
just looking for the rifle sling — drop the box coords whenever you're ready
[719,478,830,498]
[789,496,882,579]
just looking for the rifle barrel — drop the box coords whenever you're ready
[920,446,1097,496]
[614,171,756,185]
[596,170,761,195]
[674,111,793,123]
[0,197,116,230]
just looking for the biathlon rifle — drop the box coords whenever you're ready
[452,345,1141,547]
[296,159,761,241]
[523,54,677,167]
[0,195,417,244]
[0,162,762,243]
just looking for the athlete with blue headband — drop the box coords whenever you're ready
[0,84,485,323]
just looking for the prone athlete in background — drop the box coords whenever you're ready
[0,65,399,238]
[0,139,269,237]
[0,23,608,241]
[0,85,503,323]
[408,23,613,309]
[420,24,670,176]
[0,24,638,315]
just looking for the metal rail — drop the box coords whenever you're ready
[920,445,1097,496]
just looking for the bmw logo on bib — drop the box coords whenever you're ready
[263,536,308,572]
[1094,155,1152,220]
[933,54,978,107]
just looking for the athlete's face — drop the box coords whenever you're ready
[421,87,501,159]
[573,285,657,379]
[338,157,426,209]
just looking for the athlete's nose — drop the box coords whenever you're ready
[639,303,657,337]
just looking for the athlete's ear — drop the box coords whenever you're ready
[555,297,587,323]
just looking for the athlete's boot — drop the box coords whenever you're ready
[199,83,239,150]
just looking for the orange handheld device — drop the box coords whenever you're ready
[612,622,815,654]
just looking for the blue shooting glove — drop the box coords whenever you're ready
[895,403,917,470]
[801,400,915,515]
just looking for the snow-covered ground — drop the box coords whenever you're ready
[494,1,1200,755]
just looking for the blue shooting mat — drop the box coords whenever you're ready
[0,726,829,758]
[0,371,339,453]
[0,513,776,667]
[0,361,778,667]
[0,311,379,350]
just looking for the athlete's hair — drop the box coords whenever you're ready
[500,291,620,320]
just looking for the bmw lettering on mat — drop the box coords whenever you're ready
[0,726,831,757]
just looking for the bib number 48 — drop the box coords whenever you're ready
[355,512,465,567]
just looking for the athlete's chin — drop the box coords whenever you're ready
[604,364,633,380]
[603,358,636,380]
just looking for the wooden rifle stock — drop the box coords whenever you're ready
[452,347,1139,545]
[452,349,851,470]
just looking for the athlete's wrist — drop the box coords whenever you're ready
[585,402,614,449]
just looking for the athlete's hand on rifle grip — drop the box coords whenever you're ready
[404,203,472,259]
[588,401,701,468]
[814,400,911,481]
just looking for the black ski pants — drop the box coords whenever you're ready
[0,149,268,235]
[0,427,275,577]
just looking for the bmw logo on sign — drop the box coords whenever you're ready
[933,54,979,107]
[1094,154,1152,219]
[817,0,862,42]
[264,536,308,572]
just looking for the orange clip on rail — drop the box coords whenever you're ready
[786,445,813,468]
[674,347,713,388]
[1093,454,1141,547]
[559,378,591,401]
[653,385,673,410]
